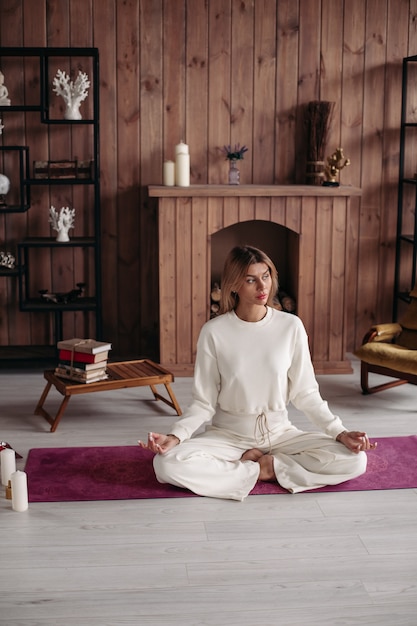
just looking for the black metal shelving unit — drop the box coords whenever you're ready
[394,54,417,319]
[0,47,101,362]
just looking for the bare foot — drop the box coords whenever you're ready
[241,448,263,462]
[258,454,276,482]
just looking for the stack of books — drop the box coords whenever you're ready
[54,338,112,383]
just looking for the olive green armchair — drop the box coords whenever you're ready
[354,285,417,394]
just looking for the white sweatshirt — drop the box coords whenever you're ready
[169,307,345,443]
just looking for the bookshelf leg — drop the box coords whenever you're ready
[54,311,63,343]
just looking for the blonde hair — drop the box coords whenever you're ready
[219,245,279,314]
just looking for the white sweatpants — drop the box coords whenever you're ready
[153,425,367,501]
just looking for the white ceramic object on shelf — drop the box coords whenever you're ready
[52,69,90,120]
[49,205,75,242]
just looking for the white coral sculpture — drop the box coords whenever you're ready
[52,69,90,120]
[49,205,75,242]
[0,251,15,269]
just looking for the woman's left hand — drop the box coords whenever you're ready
[337,430,377,453]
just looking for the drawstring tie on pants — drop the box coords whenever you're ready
[255,411,273,453]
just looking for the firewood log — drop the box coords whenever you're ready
[278,290,296,313]
[211,283,221,302]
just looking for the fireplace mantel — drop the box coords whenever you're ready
[149,184,362,198]
[150,184,362,375]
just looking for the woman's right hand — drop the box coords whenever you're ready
[138,431,180,455]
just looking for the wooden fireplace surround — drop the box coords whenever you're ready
[149,184,362,376]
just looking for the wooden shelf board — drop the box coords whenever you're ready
[149,184,362,198]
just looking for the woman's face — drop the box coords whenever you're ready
[236,262,271,308]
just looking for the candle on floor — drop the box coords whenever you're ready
[11,470,28,512]
[163,160,175,186]
[175,141,190,187]
[1,447,16,486]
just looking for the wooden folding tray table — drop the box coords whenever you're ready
[34,359,182,432]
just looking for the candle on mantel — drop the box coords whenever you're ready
[1,447,16,486]
[175,141,190,187]
[175,141,189,155]
[11,470,28,512]
[163,160,175,186]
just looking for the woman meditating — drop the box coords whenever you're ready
[138,245,375,501]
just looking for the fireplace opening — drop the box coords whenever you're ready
[210,220,299,316]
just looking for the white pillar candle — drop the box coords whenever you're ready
[163,160,175,186]
[1,447,16,486]
[175,141,189,155]
[11,470,28,512]
[175,141,190,186]
[175,153,190,186]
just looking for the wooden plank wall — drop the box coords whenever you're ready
[1,0,417,361]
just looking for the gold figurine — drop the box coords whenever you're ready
[323,148,350,186]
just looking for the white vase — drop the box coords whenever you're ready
[64,101,82,121]
[56,229,70,242]
[228,159,240,185]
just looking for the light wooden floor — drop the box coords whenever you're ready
[1,355,417,625]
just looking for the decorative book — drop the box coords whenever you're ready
[54,368,108,384]
[54,366,107,383]
[33,159,93,180]
[58,349,108,364]
[57,338,111,355]
[57,359,106,371]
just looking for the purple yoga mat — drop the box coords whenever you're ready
[25,436,417,502]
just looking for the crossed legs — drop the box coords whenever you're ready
[154,431,367,500]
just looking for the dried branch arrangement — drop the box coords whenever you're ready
[304,101,334,185]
